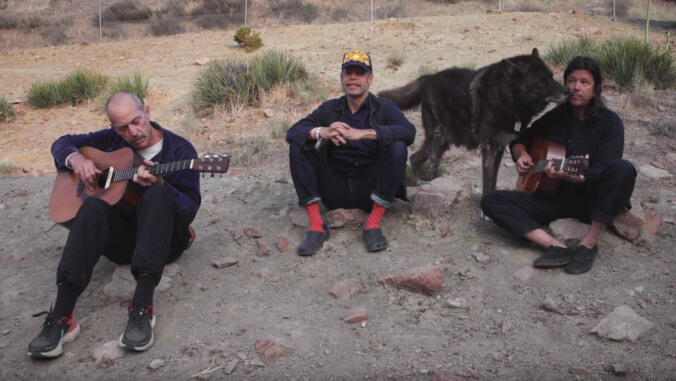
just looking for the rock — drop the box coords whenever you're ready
[194,57,209,65]
[472,252,490,263]
[276,237,289,253]
[225,359,238,374]
[608,363,628,376]
[549,218,589,241]
[591,305,654,341]
[91,341,124,368]
[325,208,367,228]
[411,177,463,217]
[254,338,294,362]
[379,265,443,296]
[328,278,361,300]
[440,221,450,237]
[212,257,238,269]
[443,296,469,309]
[257,241,271,256]
[288,208,309,228]
[569,366,589,376]
[343,308,368,324]
[513,266,533,282]
[644,209,661,236]
[148,358,165,370]
[243,227,262,238]
[638,165,672,180]
[232,228,245,241]
[541,296,564,314]
[613,200,645,241]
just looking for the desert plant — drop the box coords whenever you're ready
[301,3,319,23]
[0,159,21,174]
[234,27,263,52]
[287,74,332,106]
[0,96,15,122]
[193,60,258,113]
[330,7,349,22]
[146,16,185,36]
[39,19,72,46]
[596,38,676,90]
[250,50,308,91]
[99,0,152,24]
[544,37,597,67]
[27,81,66,108]
[191,0,246,16]
[387,52,405,70]
[61,69,109,105]
[105,70,150,102]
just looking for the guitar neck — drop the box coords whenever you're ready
[112,159,195,182]
[532,158,564,174]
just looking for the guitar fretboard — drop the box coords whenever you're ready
[112,160,194,182]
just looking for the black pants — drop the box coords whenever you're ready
[56,184,190,294]
[289,140,408,213]
[481,159,637,239]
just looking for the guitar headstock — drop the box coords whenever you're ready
[194,155,230,174]
[562,155,589,176]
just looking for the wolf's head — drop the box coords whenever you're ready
[501,48,566,118]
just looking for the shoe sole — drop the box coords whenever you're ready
[28,321,81,359]
[119,316,156,352]
[297,231,330,256]
[533,258,571,268]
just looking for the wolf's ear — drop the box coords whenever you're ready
[532,48,540,58]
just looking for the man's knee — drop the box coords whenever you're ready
[383,140,408,164]
[607,159,637,178]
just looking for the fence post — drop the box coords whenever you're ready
[371,0,373,22]
[98,0,102,43]
[245,0,248,27]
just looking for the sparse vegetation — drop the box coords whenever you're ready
[104,70,150,102]
[146,16,185,36]
[27,69,109,108]
[234,26,263,52]
[250,50,308,92]
[0,96,15,122]
[98,0,152,25]
[387,52,406,70]
[546,37,676,91]
[300,3,319,23]
[0,159,21,174]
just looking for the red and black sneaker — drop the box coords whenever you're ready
[119,303,156,351]
[27,311,80,358]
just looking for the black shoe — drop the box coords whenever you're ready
[27,311,80,358]
[297,225,330,256]
[533,246,574,268]
[565,245,599,275]
[119,303,156,351]
[364,228,388,252]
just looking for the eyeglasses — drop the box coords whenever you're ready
[342,51,371,68]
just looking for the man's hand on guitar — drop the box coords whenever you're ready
[544,159,585,184]
[515,154,533,176]
[134,159,165,187]
[69,153,101,191]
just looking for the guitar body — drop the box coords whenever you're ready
[49,147,135,224]
[516,138,566,196]
[49,146,230,225]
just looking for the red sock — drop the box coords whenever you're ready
[365,203,386,230]
[305,202,325,232]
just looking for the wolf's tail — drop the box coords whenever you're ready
[378,76,427,110]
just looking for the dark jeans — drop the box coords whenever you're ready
[481,159,637,239]
[289,140,408,213]
[56,184,190,294]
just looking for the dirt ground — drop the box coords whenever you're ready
[1,4,676,380]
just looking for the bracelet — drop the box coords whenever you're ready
[314,127,322,140]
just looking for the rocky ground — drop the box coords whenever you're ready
[1,2,676,380]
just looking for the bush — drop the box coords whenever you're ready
[146,16,185,36]
[596,38,676,90]
[100,0,152,22]
[105,70,150,102]
[330,7,349,22]
[191,0,246,16]
[250,50,308,91]
[0,96,15,122]
[301,3,319,23]
[234,27,263,53]
[544,37,597,67]
[39,19,72,46]
[27,69,109,108]
[387,52,405,70]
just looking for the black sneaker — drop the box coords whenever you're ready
[27,311,80,358]
[533,245,574,268]
[119,303,156,351]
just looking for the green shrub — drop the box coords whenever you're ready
[287,74,332,106]
[387,52,405,69]
[191,0,246,16]
[39,19,73,46]
[0,96,15,122]
[27,69,109,108]
[250,50,308,91]
[146,16,185,36]
[105,70,150,102]
[544,37,597,67]
[193,60,258,112]
[0,159,21,175]
[301,3,319,23]
[596,38,676,90]
[234,27,263,53]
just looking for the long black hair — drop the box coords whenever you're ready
[563,56,605,118]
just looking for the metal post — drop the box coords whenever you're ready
[612,0,616,18]
[499,0,502,12]
[371,0,373,22]
[244,0,248,27]
[98,0,102,43]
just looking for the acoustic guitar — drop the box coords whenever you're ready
[49,146,229,224]
[515,138,588,196]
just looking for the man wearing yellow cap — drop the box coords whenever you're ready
[286,51,416,255]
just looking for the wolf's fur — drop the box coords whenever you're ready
[379,48,566,195]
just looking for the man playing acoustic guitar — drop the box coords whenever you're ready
[481,56,636,275]
[28,92,201,358]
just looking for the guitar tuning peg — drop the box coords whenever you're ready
[210,173,215,178]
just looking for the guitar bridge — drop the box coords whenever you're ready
[97,167,115,190]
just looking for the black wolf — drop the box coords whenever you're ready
[379,48,566,195]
